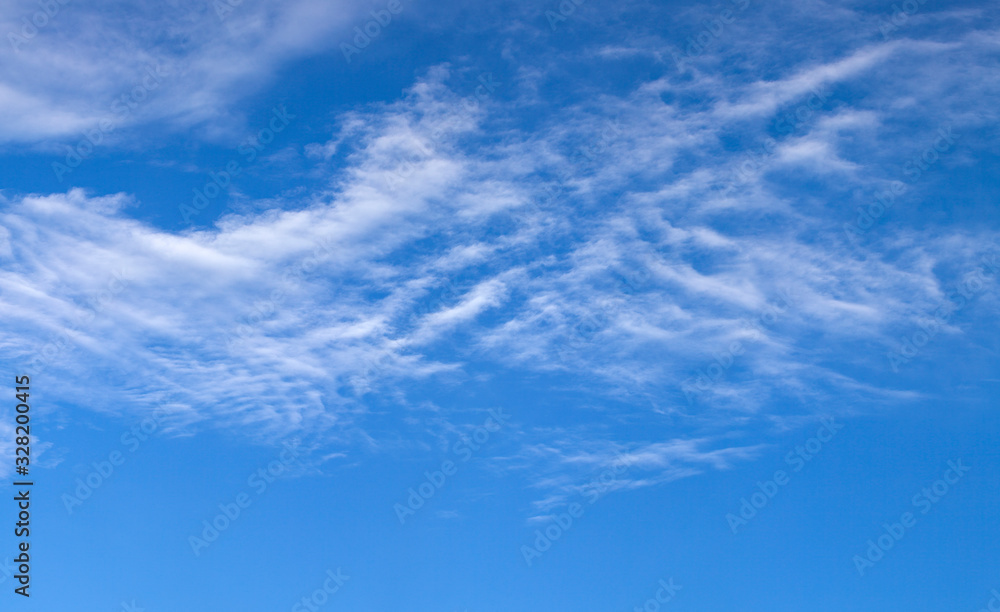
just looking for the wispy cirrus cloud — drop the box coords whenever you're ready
[0,0,362,145]
[1,6,998,498]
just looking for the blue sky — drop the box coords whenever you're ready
[1,0,999,610]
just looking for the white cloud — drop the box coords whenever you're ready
[1,11,998,494]
[0,0,361,145]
